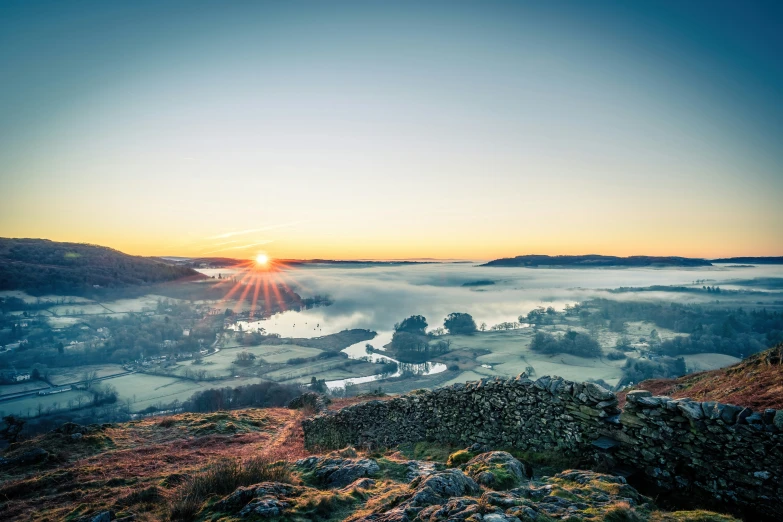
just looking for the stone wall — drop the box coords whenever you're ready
[303,375,619,454]
[603,389,783,518]
[303,375,783,518]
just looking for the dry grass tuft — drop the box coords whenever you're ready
[169,456,296,520]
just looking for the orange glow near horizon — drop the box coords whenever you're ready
[212,257,302,320]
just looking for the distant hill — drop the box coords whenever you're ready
[711,256,783,264]
[618,343,783,410]
[0,238,200,295]
[481,254,712,268]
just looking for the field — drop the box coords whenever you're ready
[682,353,741,373]
[47,364,127,385]
[108,374,207,411]
[0,390,86,417]
[0,381,49,397]
[441,329,627,387]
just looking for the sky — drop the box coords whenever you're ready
[1,0,781,260]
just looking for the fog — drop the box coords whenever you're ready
[228,263,783,337]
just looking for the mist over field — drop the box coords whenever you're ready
[218,264,783,335]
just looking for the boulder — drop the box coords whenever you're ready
[415,469,481,499]
[296,455,380,487]
[463,452,531,490]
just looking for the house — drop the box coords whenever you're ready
[15,373,31,382]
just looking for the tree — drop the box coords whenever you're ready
[0,415,25,443]
[394,315,428,335]
[479,322,487,332]
[233,351,256,366]
[444,313,477,335]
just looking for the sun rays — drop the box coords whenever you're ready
[210,256,305,320]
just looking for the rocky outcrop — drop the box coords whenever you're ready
[206,464,665,522]
[303,374,783,519]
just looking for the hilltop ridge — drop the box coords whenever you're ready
[481,255,712,268]
[0,238,201,295]
[618,343,783,410]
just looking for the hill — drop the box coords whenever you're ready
[711,256,783,264]
[618,343,783,410]
[0,238,200,295]
[0,404,740,522]
[481,254,712,268]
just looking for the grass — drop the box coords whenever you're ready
[169,456,297,520]
[446,449,474,467]
[0,407,304,521]
[649,511,740,522]
[397,441,453,462]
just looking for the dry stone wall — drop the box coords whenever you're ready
[304,375,619,453]
[603,389,783,518]
[303,375,783,518]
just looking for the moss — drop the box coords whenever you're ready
[376,457,409,482]
[551,487,580,502]
[506,449,580,473]
[446,449,474,467]
[397,441,453,462]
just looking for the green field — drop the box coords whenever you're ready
[442,330,627,387]
[0,390,87,417]
[48,364,127,385]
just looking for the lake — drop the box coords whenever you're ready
[204,263,782,389]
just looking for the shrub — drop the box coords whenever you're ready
[606,350,627,361]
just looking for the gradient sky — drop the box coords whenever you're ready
[1,1,781,260]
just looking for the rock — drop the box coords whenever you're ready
[71,432,84,440]
[736,407,753,424]
[416,469,481,499]
[720,404,742,424]
[483,514,521,522]
[340,478,376,492]
[754,471,771,480]
[676,401,704,421]
[583,382,615,402]
[91,512,112,522]
[239,498,288,517]
[625,390,652,403]
[214,482,300,513]
[773,410,783,431]
[463,452,531,490]
[1,447,49,467]
[417,497,479,521]
[296,455,381,487]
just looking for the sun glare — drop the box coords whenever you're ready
[255,253,269,266]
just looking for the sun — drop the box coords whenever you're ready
[255,253,269,266]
